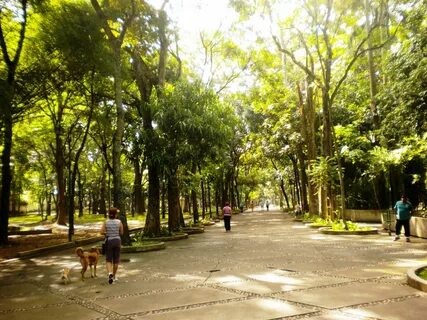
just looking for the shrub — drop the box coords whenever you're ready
[331,220,372,231]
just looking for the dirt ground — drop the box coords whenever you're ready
[0,226,100,262]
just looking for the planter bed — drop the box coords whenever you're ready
[9,228,52,236]
[319,227,379,235]
[140,233,188,242]
[202,221,215,226]
[121,242,166,253]
[407,264,427,292]
[182,227,205,235]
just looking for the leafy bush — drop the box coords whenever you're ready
[311,217,332,226]
[331,220,372,231]
[302,213,319,222]
[413,210,427,218]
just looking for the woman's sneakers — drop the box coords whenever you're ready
[108,273,114,284]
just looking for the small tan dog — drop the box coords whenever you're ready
[75,247,101,281]
[61,267,71,284]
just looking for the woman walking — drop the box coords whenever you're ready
[100,207,124,284]
[223,202,232,232]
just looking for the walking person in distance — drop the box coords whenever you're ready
[223,202,232,232]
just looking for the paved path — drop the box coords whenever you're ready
[1,209,426,319]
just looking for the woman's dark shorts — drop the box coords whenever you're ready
[106,238,121,263]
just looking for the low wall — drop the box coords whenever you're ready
[344,209,382,222]
[382,215,427,239]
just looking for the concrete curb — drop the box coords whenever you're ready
[407,264,427,292]
[306,223,331,229]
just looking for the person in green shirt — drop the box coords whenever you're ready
[393,194,413,242]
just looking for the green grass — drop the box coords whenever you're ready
[417,268,427,280]
[9,215,45,224]
[302,214,320,222]
[75,215,107,223]
[10,210,229,229]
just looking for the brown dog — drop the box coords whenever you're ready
[75,247,100,281]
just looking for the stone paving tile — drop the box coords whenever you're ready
[277,281,419,309]
[57,277,193,299]
[341,295,427,320]
[330,261,424,279]
[93,287,243,315]
[214,270,352,294]
[302,310,363,319]
[0,283,46,298]
[133,297,315,320]
[0,289,68,312]
[1,209,427,320]
[0,304,103,320]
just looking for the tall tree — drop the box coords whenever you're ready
[0,0,31,244]
[90,0,136,214]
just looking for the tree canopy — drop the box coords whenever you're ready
[0,0,426,244]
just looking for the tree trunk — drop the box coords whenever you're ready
[297,150,309,212]
[167,171,180,232]
[111,47,125,212]
[207,181,212,218]
[55,120,67,225]
[0,0,28,244]
[279,179,290,209]
[133,160,144,215]
[184,195,190,213]
[191,164,199,223]
[161,177,167,219]
[144,161,161,237]
[200,177,206,220]
[99,168,107,217]
[297,81,318,215]
[215,185,219,217]
[0,110,12,244]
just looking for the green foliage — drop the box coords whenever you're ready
[331,220,371,231]
[9,215,44,225]
[302,213,318,222]
[311,217,332,226]
[308,157,339,191]
[416,268,427,281]
[136,225,173,239]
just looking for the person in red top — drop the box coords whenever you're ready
[223,202,232,232]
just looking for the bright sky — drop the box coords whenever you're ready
[146,0,299,91]
[147,0,238,51]
[147,0,236,30]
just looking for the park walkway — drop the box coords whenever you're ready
[0,207,426,319]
